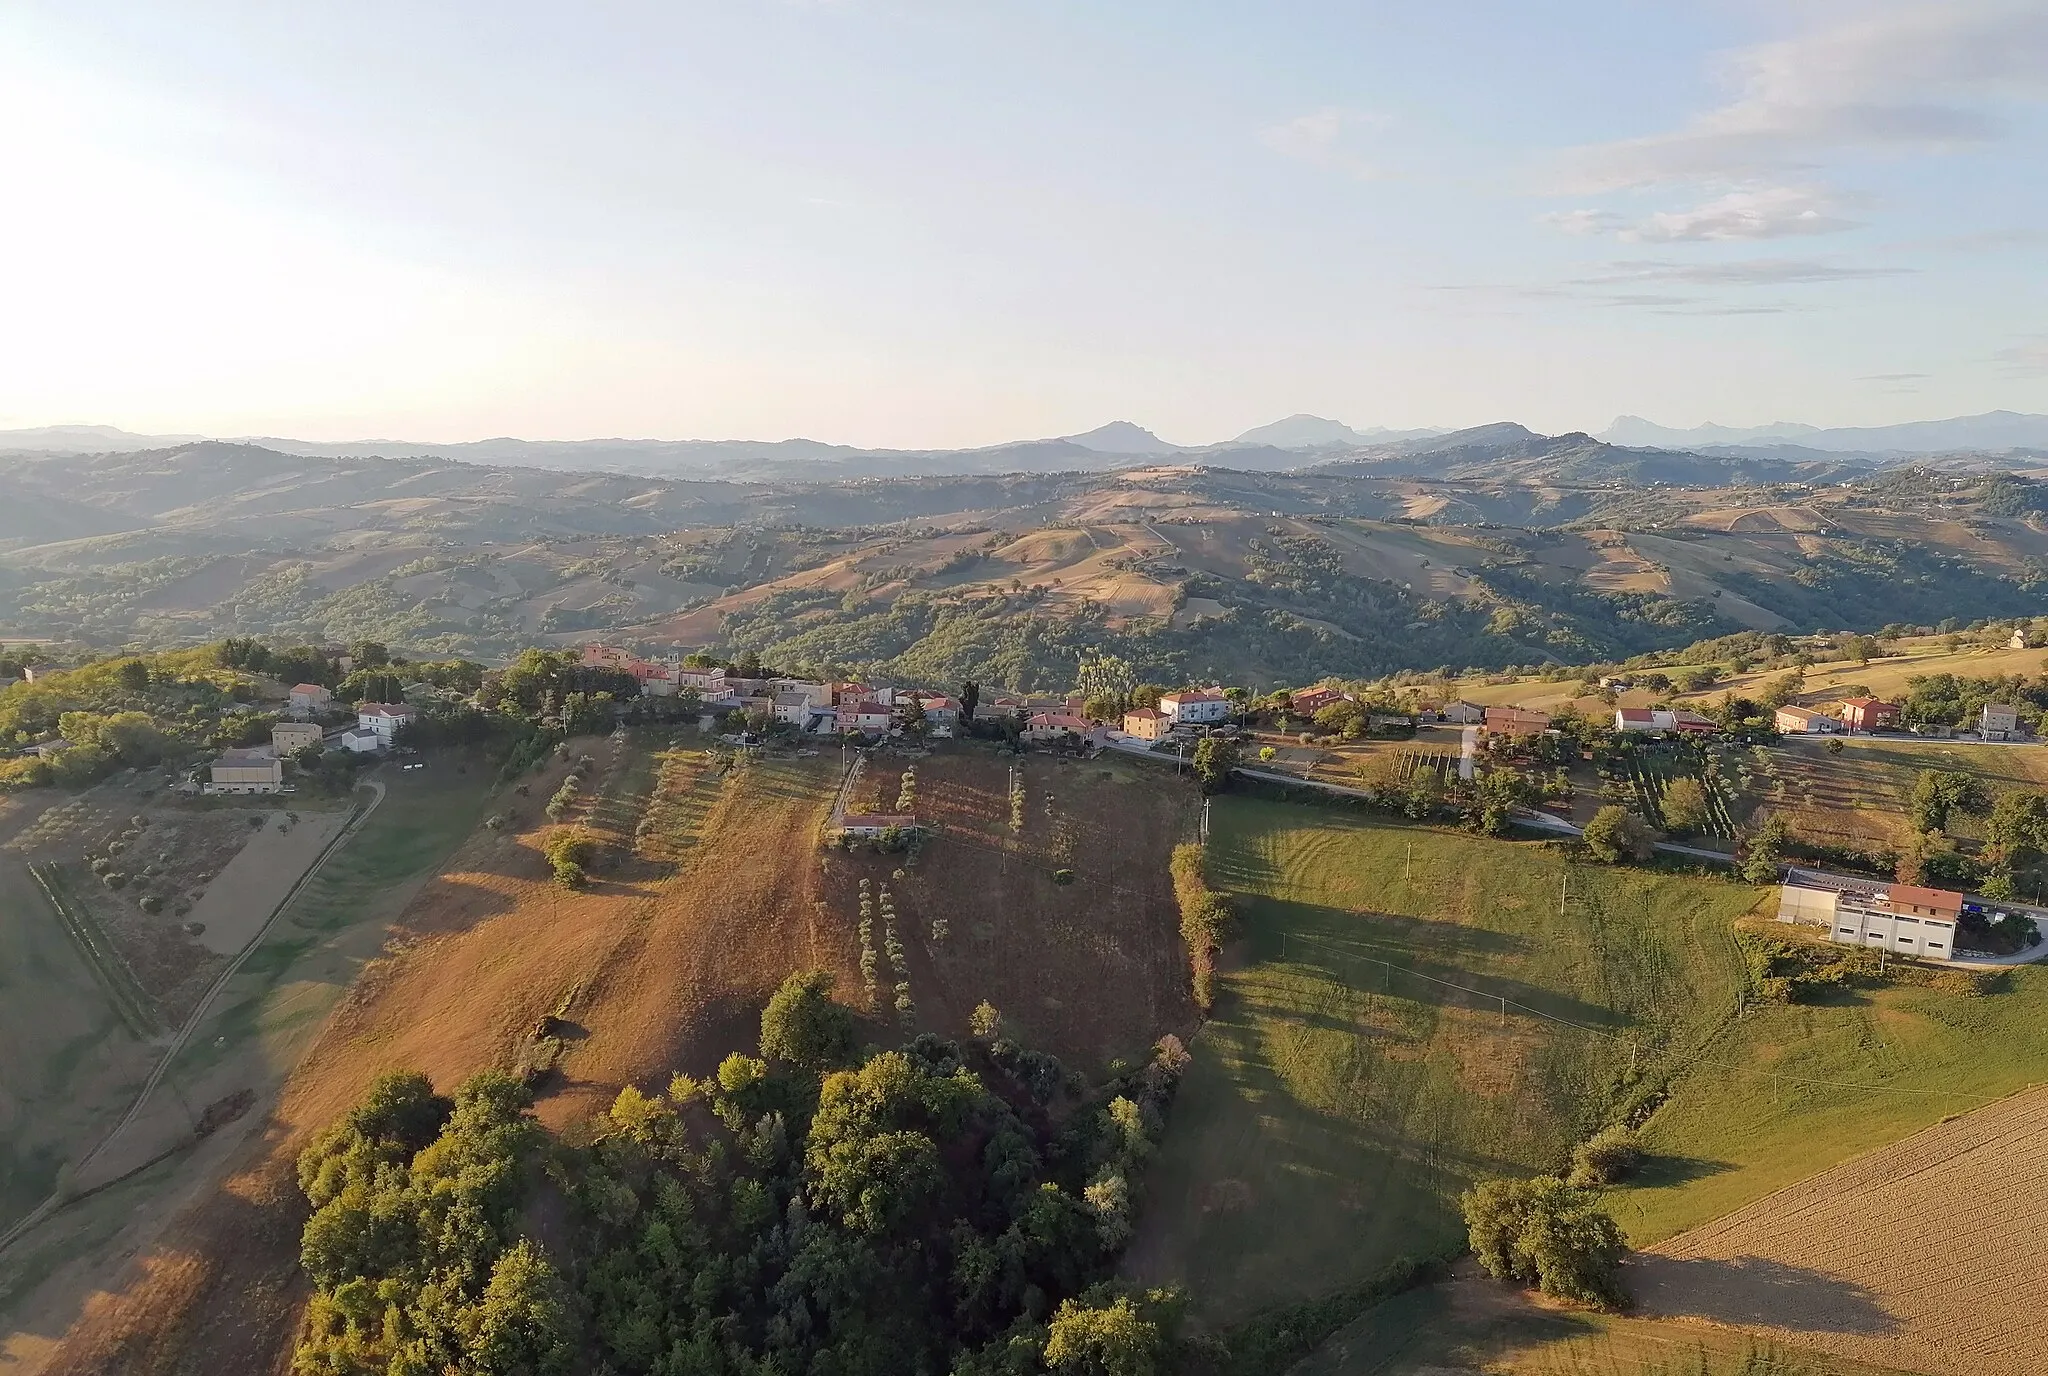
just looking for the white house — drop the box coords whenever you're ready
[340,727,383,754]
[357,702,416,743]
[1981,703,2022,741]
[1615,707,1675,733]
[1778,878,1962,962]
[1159,690,1231,726]
[1775,705,1841,735]
[1438,701,1486,726]
[836,701,894,735]
[273,721,323,755]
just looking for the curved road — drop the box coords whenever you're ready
[0,778,386,1256]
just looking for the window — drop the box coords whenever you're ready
[1838,927,1857,936]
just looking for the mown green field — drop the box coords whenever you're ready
[1133,794,2048,1345]
[1131,799,1762,1325]
[170,760,495,1082]
[1296,1278,1918,1376]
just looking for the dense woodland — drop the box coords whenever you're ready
[293,976,1192,1376]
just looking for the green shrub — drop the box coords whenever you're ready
[1461,1175,1625,1307]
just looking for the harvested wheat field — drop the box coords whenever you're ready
[26,737,1200,1374]
[1630,1084,2048,1376]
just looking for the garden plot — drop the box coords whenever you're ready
[179,810,351,955]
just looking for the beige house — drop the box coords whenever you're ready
[1121,707,1169,742]
[273,721,323,755]
[1981,703,2021,741]
[207,748,284,795]
[1775,705,1841,734]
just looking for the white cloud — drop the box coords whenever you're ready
[1537,208,1625,236]
[1995,337,2048,376]
[1261,106,1384,178]
[1624,186,1861,242]
[1553,2,2048,191]
[1573,257,1913,287]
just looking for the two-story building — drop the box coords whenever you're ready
[1024,712,1092,743]
[207,747,285,795]
[1159,690,1231,727]
[287,683,333,718]
[273,721,324,755]
[836,701,895,736]
[356,702,416,744]
[1121,707,1170,742]
[1838,698,1901,733]
[1777,876,1962,962]
[1981,702,2022,741]
[1483,706,1551,736]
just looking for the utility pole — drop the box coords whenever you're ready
[1405,840,1412,889]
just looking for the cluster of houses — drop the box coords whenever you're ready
[1773,697,2026,741]
[202,695,418,795]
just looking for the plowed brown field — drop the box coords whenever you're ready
[1630,1084,2048,1376]
[28,740,1198,1374]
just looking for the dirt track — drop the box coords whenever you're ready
[1631,1083,2048,1376]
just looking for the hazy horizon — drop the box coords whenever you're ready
[3,1,2045,446]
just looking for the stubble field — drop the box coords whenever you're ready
[1631,1086,2048,1376]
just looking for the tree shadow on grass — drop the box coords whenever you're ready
[1627,1254,1901,1336]
[1629,1152,1736,1189]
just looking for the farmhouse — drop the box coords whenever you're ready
[1615,707,1670,733]
[287,683,332,718]
[1121,707,1169,742]
[2012,628,2032,650]
[272,721,324,755]
[1483,706,1550,735]
[1291,687,1348,715]
[1437,700,1486,725]
[1981,702,2021,741]
[1024,712,1092,743]
[835,701,894,735]
[356,702,416,743]
[906,693,960,737]
[1777,875,1961,962]
[207,747,284,795]
[1837,697,1900,733]
[1775,705,1841,734]
[1159,690,1231,726]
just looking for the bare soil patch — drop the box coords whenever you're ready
[183,812,350,956]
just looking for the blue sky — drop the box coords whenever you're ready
[2,0,2044,445]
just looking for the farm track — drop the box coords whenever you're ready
[1632,1084,2048,1376]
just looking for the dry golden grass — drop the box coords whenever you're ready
[1632,1086,2048,1376]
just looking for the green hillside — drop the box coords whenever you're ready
[1131,797,2048,1340]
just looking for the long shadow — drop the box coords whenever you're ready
[1628,1254,1901,1336]
[1629,1152,1736,1188]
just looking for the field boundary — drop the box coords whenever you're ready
[26,859,161,1039]
[0,779,386,1259]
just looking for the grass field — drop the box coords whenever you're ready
[1752,736,2048,852]
[1297,1273,1918,1375]
[1131,793,2048,1347]
[1128,801,1763,1325]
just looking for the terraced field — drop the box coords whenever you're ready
[1631,1086,2048,1376]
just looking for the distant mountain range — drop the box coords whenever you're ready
[1601,410,2048,455]
[2,409,2044,482]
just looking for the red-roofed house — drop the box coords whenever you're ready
[1159,690,1230,726]
[356,702,416,744]
[288,683,332,718]
[1614,707,1663,733]
[1838,698,1900,733]
[836,701,894,735]
[1121,707,1169,742]
[1024,712,1092,743]
[1483,706,1551,735]
[1291,687,1349,715]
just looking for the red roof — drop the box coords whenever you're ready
[1841,697,1897,710]
[1161,690,1225,704]
[290,682,328,695]
[1617,707,1656,724]
[1030,713,1090,730]
[1124,707,1163,721]
[1885,884,1963,915]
